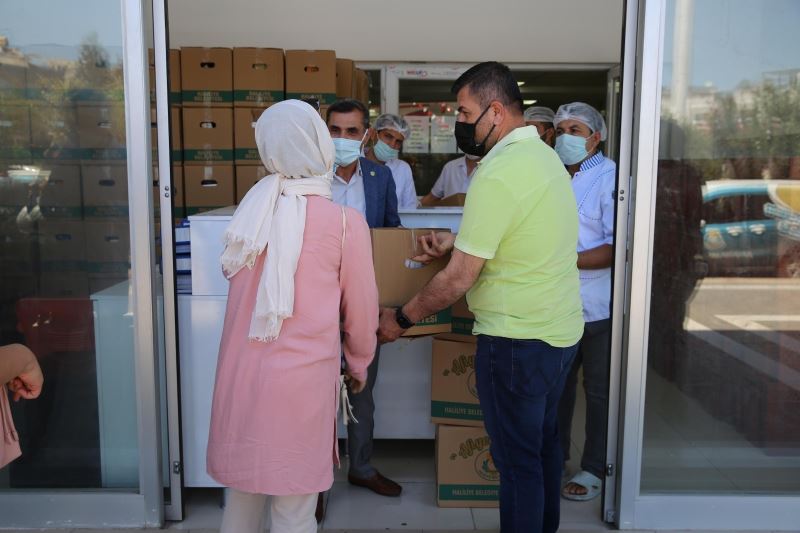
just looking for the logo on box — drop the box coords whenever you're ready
[475,450,499,482]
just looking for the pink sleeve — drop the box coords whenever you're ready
[1,385,22,469]
[340,210,378,383]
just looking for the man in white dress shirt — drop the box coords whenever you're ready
[364,113,418,210]
[420,154,481,206]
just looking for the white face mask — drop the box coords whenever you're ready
[333,131,368,167]
[555,133,591,165]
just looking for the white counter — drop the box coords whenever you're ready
[91,281,169,488]
[189,206,463,296]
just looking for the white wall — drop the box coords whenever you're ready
[168,0,623,64]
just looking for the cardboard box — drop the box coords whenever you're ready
[84,220,131,274]
[182,107,233,164]
[437,193,467,207]
[451,296,475,336]
[82,164,128,218]
[233,48,284,107]
[39,165,82,219]
[180,47,233,107]
[431,336,483,426]
[169,49,182,105]
[0,105,31,160]
[234,107,267,164]
[436,425,499,508]
[149,66,156,103]
[76,104,127,159]
[38,220,86,272]
[184,165,235,215]
[336,59,356,98]
[40,272,89,298]
[170,105,183,161]
[30,103,79,154]
[355,69,370,105]
[371,228,452,336]
[236,165,267,203]
[285,50,337,106]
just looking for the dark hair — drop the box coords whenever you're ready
[326,99,370,130]
[451,62,523,114]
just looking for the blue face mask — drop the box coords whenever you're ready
[333,135,365,167]
[373,139,399,162]
[555,133,591,165]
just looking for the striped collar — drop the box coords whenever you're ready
[579,152,605,172]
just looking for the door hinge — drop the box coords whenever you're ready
[606,463,615,477]
[172,460,183,475]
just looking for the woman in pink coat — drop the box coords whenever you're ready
[207,100,379,533]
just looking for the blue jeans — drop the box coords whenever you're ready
[476,335,579,533]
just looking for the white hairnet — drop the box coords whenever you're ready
[554,102,607,141]
[374,113,411,140]
[524,106,555,124]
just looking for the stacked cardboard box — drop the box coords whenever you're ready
[180,48,234,215]
[233,48,284,108]
[285,50,337,116]
[431,295,496,507]
[235,164,267,203]
[336,58,369,105]
[436,425,499,508]
[232,47,283,176]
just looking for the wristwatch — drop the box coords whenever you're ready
[395,306,415,329]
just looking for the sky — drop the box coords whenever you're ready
[662,0,800,91]
[0,1,123,49]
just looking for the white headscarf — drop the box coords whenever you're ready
[220,100,335,341]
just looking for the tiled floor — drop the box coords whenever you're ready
[157,387,605,532]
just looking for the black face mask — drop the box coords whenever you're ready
[454,105,496,157]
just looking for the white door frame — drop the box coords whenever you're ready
[151,0,184,521]
[615,0,800,529]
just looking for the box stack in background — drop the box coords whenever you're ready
[285,50,337,117]
[180,47,234,215]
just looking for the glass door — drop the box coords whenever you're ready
[617,0,800,529]
[0,0,165,527]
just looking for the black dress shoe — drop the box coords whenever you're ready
[347,470,402,497]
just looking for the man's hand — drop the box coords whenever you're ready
[377,307,406,344]
[8,358,43,402]
[345,374,366,394]
[412,231,456,264]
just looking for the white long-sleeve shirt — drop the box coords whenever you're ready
[385,158,418,210]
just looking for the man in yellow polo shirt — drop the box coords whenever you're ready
[377,62,584,533]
